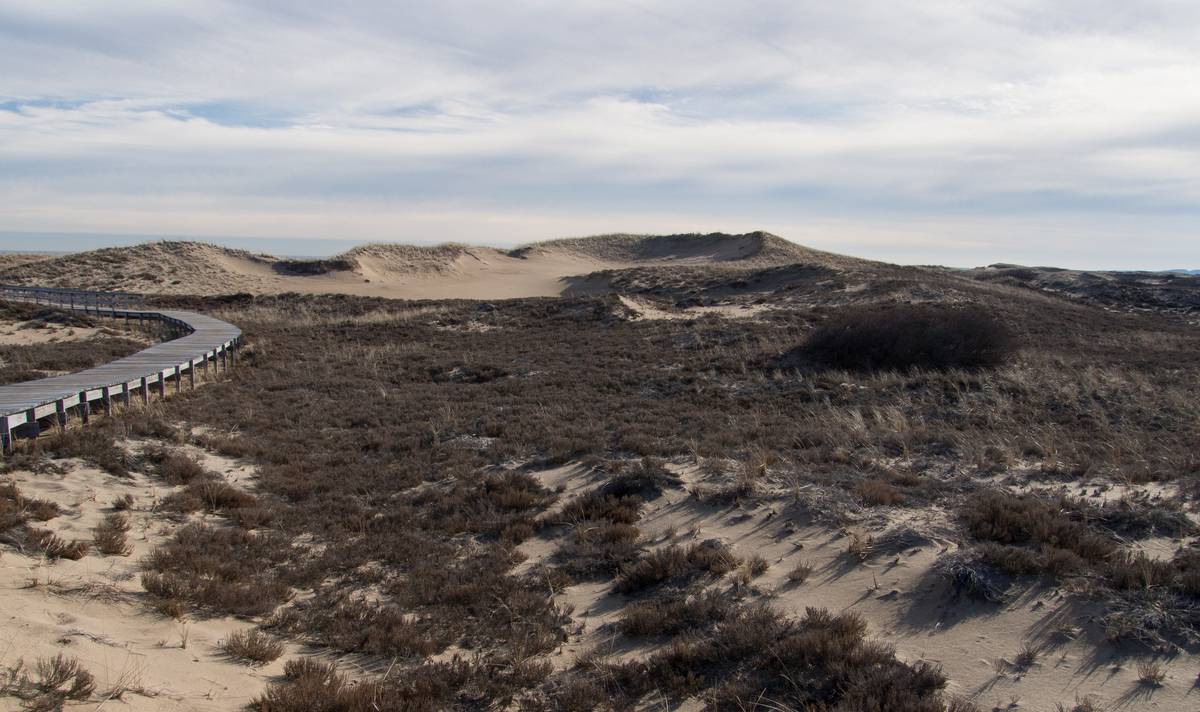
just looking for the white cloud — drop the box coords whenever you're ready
[0,1,1198,267]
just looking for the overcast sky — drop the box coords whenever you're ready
[1,1,1198,268]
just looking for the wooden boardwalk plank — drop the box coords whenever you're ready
[0,288,241,448]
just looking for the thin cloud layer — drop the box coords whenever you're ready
[1,1,1198,267]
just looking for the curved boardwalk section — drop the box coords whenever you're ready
[0,285,242,452]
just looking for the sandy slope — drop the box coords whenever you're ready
[517,461,1200,712]
[0,442,306,711]
[0,233,863,300]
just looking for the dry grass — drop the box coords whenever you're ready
[93,512,132,555]
[786,559,815,584]
[221,629,285,665]
[1,654,96,710]
[1136,660,1167,687]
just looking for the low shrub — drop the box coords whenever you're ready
[222,629,285,665]
[601,605,948,710]
[962,492,1115,567]
[252,658,382,711]
[39,428,130,477]
[93,512,132,556]
[141,524,296,616]
[792,303,1014,372]
[27,528,89,560]
[618,590,733,636]
[598,458,682,500]
[0,483,60,536]
[615,541,739,595]
[141,445,208,484]
[554,520,641,580]
[855,478,905,506]
[934,550,1010,602]
[554,493,642,525]
[162,478,257,514]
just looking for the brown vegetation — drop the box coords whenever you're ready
[790,303,1014,372]
[48,252,1196,708]
[221,629,285,665]
[93,512,132,555]
[1,653,95,710]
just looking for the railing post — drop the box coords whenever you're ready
[78,392,90,424]
[157,373,166,399]
[188,359,196,389]
[102,387,112,415]
[55,400,67,429]
[140,377,149,405]
[1,416,11,455]
[173,366,181,394]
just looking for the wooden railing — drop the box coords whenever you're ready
[0,284,145,313]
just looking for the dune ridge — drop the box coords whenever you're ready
[0,232,860,299]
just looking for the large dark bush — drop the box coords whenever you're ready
[794,303,1013,371]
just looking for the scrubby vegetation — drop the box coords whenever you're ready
[123,280,1199,706]
[0,481,89,560]
[221,629,285,665]
[1,653,95,709]
[0,303,156,384]
[600,606,948,710]
[3,254,1193,709]
[791,303,1014,372]
[93,512,132,555]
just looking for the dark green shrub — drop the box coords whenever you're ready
[794,303,1014,372]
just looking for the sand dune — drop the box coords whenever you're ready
[0,233,864,300]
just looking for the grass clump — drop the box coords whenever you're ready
[1,653,96,709]
[27,528,89,560]
[93,512,132,556]
[140,445,208,484]
[787,559,815,584]
[222,629,285,665]
[1136,660,1166,687]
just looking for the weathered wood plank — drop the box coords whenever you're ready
[0,286,242,448]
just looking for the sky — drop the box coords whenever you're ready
[1,1,1198,268]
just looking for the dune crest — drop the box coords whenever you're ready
[0,232,858,299]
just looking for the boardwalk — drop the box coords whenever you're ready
[0,285,242,452]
